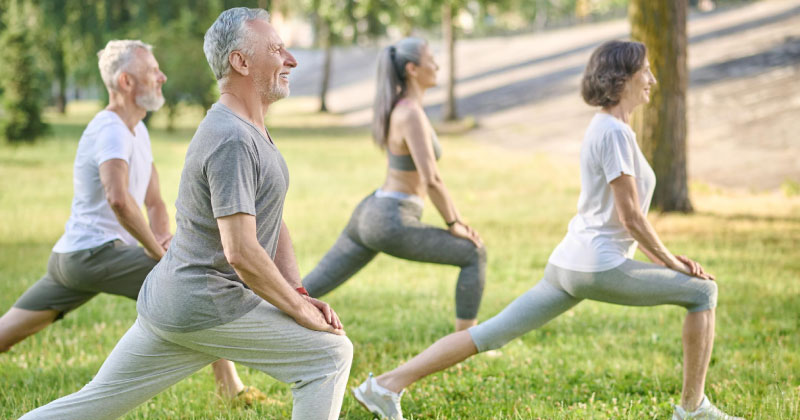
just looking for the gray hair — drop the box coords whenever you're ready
[372,37,426,148]
[97,40,153,91]
[203,7,270,83]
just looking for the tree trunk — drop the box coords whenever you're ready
[629,0,692,212]
[166,103,178,132]
[319,21,333,113]
[54,42,67,114]
[56,79,67,114]
[442,3,457,121]
[534,0,548,31]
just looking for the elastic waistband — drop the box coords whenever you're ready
[374,189,424,207]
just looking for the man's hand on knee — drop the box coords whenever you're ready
[302,296,344,330]
[293,299,345,336]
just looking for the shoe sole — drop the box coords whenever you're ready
[351,386,387,419]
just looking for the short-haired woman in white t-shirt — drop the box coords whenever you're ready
[351,41,743,420]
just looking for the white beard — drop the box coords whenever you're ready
[135,89,165,111]
[255,72,290,103]
[268,84,290,102]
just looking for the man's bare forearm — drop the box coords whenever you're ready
[146,200,171,239]
[112,194,164,259]
[232,239,305,314]
[217,214,341,334]
[274,220,302,288]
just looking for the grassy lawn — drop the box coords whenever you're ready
[1,100,798,419]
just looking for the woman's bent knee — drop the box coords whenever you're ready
[473,244,487,265]
[688,279,718,313]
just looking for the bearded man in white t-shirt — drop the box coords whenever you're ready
[0,39,265,404]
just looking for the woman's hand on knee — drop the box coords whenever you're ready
[675,255,715,281]
[449,221,483,248]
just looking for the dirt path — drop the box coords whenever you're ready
[288,0,800,191]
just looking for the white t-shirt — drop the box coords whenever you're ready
[53,110,153,253]
[548,113,656,272]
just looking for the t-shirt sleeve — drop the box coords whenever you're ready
[600,129,636,184]
[205,138,258,218]
[95,123,133,166]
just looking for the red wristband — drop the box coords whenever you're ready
[295,287,310,296]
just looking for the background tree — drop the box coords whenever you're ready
[148,6,219,130]
[442,2,458,121]
[301,0,348,112]
[0,0,48,143]
[306,0,395,113]
[38,0,75,113]
[629,0,692,212]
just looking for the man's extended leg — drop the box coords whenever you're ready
[1,250,97,353]
[0,308,60,353]
[1,243,134,353]
[19,317,215,420]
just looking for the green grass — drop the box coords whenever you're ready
[1,99,799,419]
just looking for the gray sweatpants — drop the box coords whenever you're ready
[469,259,718,352]
[303,193,487,319]
[19,302,353,420]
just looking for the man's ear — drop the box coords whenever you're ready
[229,51,250,77]
[116,72,134,93]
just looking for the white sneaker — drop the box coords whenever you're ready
[672,395,745,420]
[351,373,405,420]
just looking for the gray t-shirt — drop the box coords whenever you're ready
[137,103,289,332]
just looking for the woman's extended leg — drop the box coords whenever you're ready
[303,232,378,298]
[374,279,580,393]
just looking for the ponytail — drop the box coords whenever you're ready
[371,37,426,148]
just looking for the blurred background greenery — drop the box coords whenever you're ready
[0,0,750,135]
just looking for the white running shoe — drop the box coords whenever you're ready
[672,395,745,420]
[351,373,405,420]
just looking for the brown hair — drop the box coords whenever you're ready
[581,40,647,108]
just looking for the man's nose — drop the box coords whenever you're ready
[284,49,298,68]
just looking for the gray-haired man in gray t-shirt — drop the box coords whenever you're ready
[20,8,352,420]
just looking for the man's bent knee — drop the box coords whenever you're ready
[332,335,354,372]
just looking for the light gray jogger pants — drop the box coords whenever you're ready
[19,302,353,420]
[469,259,718,352]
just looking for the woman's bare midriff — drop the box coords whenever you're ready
[381,167,427,199]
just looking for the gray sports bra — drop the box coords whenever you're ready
[387,131,442,171]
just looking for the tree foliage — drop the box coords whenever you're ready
[0,0,48,143]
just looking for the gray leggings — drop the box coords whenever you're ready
[303,193,487,319]
[469,259,718,352]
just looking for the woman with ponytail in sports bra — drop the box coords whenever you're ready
[302,37,486,332]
